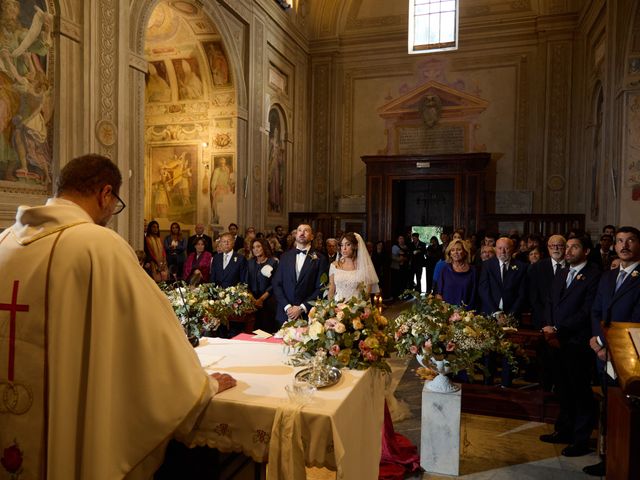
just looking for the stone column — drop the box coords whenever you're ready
[420,379,461,476]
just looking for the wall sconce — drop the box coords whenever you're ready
[202,142,209,148]
[275,0,291,10]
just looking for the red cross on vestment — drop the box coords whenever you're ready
[0,280,30,382]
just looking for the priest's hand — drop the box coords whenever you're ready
[211,372,237,392]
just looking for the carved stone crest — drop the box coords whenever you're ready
[420,95,442,128]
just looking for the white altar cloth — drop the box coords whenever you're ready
[180,338,386,480]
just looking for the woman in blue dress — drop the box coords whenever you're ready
[435,238,478,310]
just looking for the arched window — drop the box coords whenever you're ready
[408,0,458,54]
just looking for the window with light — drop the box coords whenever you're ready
[408,0,458,54]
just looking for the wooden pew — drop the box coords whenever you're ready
[604,322,640,480]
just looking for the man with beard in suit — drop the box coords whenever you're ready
[540,236,600,458]
[583,226,640,476]
[479,236,528,386]
[187,223,213,255]
[272,224,329,326]
[528,234,567,390]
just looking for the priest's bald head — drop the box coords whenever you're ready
[55,154,125,226]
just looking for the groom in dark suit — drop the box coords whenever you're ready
[540,236,600,457]
[272,224,329,325]
[479,236,528,386]
[210,232,247,288]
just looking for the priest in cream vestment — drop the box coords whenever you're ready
[0,154,233,479]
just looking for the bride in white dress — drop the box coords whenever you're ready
[327,232,379,301]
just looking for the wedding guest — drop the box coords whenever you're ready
[410,233,427,292]
[187,223,213,255]
[183,238,213,284]
[390,234,410,299]
[136,249,153,278]
[267,234,283,258]
[272,224,329,325]
[145,220,168,283]
[275,224,287,250]
[585,226,640,476]
[425,236,442,292]
[247,239,279,333]
[229,222,244,251]
[164,222,187,280]
[210,232,247,288]
[594,233,616,271]
[540,236,599,458]
[479,245,496,261]
[528,246,543,265]
[326,237,339,263]
[479,236,528,387]
[435,239,478,310]
[238,237,253,259]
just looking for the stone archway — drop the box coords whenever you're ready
[128,0,247,247]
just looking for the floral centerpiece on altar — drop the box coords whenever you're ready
[393,293,516,381]
[162,283,256,338]
[164,283,223,338]
[277,294,395,371]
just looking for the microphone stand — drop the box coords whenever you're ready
[173,270,199,347]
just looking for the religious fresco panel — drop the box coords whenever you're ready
[147,144,198,225]
[0,0,55,191]
[267,107,286,215]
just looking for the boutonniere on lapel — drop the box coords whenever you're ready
[233,256,237,263]
[309,252,318,261]
[511,264,518,271]
[576,274,585,281]
[632,271,639,278]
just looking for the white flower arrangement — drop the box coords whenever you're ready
[260,264,274,278]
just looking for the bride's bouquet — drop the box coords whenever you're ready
[277,292,395,371]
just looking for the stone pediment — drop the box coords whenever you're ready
[377,81,489,120]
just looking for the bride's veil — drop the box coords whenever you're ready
[354,233,380,294]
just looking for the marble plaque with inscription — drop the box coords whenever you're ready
[397,125,465,154]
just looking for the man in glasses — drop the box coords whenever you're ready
[0,154,234,478]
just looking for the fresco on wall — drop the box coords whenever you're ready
[204,41,231,87]
[0,0,54,188]
[624,92,640,202]
[145,60,172,103]
[267,107,285,214]
[172,57,204,100]
[209,154,235,225]
[149,145,197,224]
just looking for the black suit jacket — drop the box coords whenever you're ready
[187,234,213,255]
[592,264,640,344]
[410,240,427,269]
[233,235,245,252]
[550,263,601,346]
[272,248,329,324]
[210,251,248,288]
[479,257,528,316]
[528,257,564,328]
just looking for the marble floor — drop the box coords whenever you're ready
[303,360,599,480]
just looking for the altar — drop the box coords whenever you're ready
[180,338,386,480]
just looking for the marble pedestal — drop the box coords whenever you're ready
[420,379,461,476]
